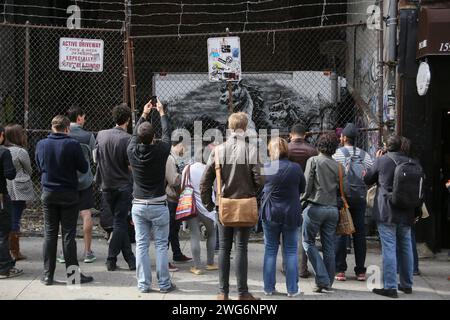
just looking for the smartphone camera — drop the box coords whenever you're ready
[151,96,157,108]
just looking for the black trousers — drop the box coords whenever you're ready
[42,191,79,278]
[0,196,14,275]
[168,200,182,259]
[102,186,135,265]
[217,223,251,295]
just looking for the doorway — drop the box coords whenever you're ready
[440,108,450,248]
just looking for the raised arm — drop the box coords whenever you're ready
[157,98,171,151]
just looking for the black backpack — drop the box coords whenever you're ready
[387,154,425,209]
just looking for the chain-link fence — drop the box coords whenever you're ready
[0,23,125,215]
[132,23,381,152]
[1,21,382,234]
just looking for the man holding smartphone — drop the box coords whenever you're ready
[127,98,176,293]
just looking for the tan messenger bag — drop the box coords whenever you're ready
[214,148,258,227]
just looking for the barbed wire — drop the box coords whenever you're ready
[130,0,374,17]
[3,3,124,14]
[130,12,368,28]
[130,0,278,7]
[1,12,123,24]
[0,0,376,34]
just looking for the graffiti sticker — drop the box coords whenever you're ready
[207,37,242,82]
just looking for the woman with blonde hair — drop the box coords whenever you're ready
[5,124,34,260]
[261,137,306,297]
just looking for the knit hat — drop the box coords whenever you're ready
[342,123,358,138]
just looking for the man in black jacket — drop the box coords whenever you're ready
[127,99,176,293]
[364,135,416,298]
[0,125,20,279]
[35,116,93,285]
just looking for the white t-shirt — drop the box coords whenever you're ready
[181,162,216,222]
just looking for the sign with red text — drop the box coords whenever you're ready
[59,38,104,72]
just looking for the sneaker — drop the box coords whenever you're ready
[264,289,280,296]
[313,286,333,293]
[173,255,192,263]
[335,272,346,281]
[40,275,53,285]
[168,263,179,272]
[0,267,23,279]
[57,254,65,264]
[372,288,398,298]
[160,283,177,293]
[205,264,218,271]
[83,251,96,263]
[190,267,203,275]
[287,290,303,298]
[356,273,366,281]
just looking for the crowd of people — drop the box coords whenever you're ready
[0,98,447,299]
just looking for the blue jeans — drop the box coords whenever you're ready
[302,204,339,287]
[11,201,26,232]
[335,200,367,274]
[263,221,299,294]
[377,222,413,290]
[396,224,419,273]
[132,202,171,292]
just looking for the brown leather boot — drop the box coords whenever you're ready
[217,293,231,300]
[238,292,261,300]
[10,232,27,261]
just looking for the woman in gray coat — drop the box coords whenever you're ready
[5,124,34,260]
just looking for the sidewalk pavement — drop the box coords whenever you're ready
[1,237,449,300]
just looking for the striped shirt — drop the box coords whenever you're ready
[332,146,374,169]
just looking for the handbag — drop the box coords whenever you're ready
[175,165,198,221]
[336,164,356,236]
[366,185,377,208]
[215,147,258,227]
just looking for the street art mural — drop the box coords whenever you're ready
[153,72,342,143]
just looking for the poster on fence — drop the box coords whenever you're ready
[59,38,104,72]
[207,36,241,82]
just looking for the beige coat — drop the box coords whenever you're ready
[165,153,181,203]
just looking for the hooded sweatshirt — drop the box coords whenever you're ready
[127,115,171,201]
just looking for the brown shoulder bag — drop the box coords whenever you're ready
[214,147,258,227]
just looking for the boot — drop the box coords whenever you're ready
[10,232,27,261]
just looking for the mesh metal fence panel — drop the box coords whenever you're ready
[1,24,125,214]
[133,24,381,148]
[1,22,381,233]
